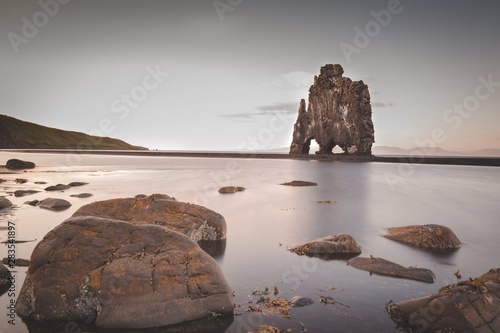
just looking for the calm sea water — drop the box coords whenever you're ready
[1,152,499,333]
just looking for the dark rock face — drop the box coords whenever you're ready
[348,257,436,283]
[289,64,374,155]
[6,159,36,169]
[16,216,234,329]
[0,197,12,210]
[38,198,72,211]
[386,268,500,332]
[219,186,245,194]
[72,194,227,242]
[288,234,362,259]
[384,224,461,250]
[280,180,318,187]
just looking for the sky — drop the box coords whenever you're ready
[1,0,499,152]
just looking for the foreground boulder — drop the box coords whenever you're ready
[16,216,234,329]
[288,234,361,259]
[0,197,12,210]
[6,159,36,169]
[348,257,435,283]
[289,64,374,155]
[38,198,72,211]
[384,224,461,250]
[386,268,500,332]
[72,194,227,242]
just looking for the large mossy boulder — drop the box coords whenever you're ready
[16,216,234,329]
[72,194,226,242]
[384,224,461,250]
[386,268,500,332]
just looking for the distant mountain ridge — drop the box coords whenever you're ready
[264,145,500,157]
[0,114,147,150]
[372,146,500,157]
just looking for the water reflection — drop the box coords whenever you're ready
[199,239,226,259]
[23,316,234,333]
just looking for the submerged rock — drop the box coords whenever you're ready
[6,159,36,170]
[280,180,318,187]
[290,296,315,307]
[347,257,436,283]
[0,197,12,210]
[14,190,40,197]
[16,216,234,329]
[385,268,500,332]
[70,193,93,198]
[38,198,72,211]
[289,64,374,155]
[218,186,245,194]
[384,224,461,250]
[45,184,71,191]
[68,182,89,187]
[15,178,28,184]
[288,234,362,259]
[72,194,227,242]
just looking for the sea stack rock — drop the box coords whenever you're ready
[289,64,375,155]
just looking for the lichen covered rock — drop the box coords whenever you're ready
[384,224,461,250]
[385,268,500,332]
[288,234,362,259]
[16,216,234,329]
[289,64,374,155]
[72,194,227,242]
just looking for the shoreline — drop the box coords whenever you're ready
[1,149,500,167]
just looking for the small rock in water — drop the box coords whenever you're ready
[68,182,89,187]
[6,159,36,170]
[280,180,317,186]
[70,193,93,198]
[38,198,72,211]
[14,190,40,197]
[45,184,71,191]
[15,178,28,184]
[288,234,362,259]
[34,181,47,185]
[384,224,461,250]
[347,256,436,283]
[26,200,39,206]
[0,197,12,210]
[218,186,245,194]
[2,257,29,267]
[290,296,315,307]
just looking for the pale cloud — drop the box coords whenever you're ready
[220,102,298,121]
[262,71,314,89]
